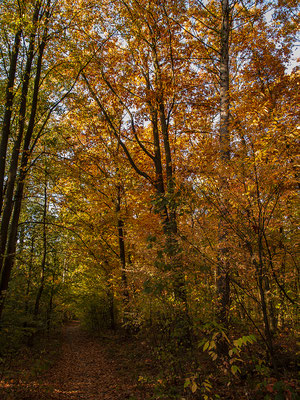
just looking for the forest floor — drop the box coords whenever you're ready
[0,322,298,400]
[0,321,155,400]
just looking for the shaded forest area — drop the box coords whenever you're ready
[0,0,299,398]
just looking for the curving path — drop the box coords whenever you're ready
[0,322,151,400]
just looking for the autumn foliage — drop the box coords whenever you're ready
[0,0,299,398]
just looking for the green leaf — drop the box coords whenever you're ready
[184,378,190,388]
[231,365,241,375]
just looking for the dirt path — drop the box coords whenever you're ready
[0,323,152,400]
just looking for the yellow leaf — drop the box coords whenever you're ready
[191,381,198,393]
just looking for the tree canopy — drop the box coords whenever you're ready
[0,0,299,398]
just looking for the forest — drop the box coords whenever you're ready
[0,0,299,399]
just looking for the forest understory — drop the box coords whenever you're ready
[0,0,299,399]
[0,320,298,400]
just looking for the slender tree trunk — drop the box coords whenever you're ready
[217,0,231,328]
[24,235,35,319]
[0,2,40,272]
[108,288,116,330]
[265,276,278,333]
[255,234,276,369]
[34,183,47,318]
[153,48,187,307]
[47,273,55,333]
[0,29,22,215]
[246,235,276,369]
[116,184,129,303]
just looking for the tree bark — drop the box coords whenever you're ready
[34,183,47,318]
[217,0,231,328]
[255,234,276,369]
[0,29,22,215]
[47,274,55,333]
[116,183,129,303]
[24,235,35,319]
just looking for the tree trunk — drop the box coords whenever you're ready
[154,47,187,307]
[34,184,47,318]
[0,29,22,215]
[47,273,55,333]
[116,184,129,303]
[255,235,276,369]
[108,288,116,331]
[24,235,35,320]
[217,0,231,329]
[0,2,40,273]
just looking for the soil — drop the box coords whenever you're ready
[0,322,154,400]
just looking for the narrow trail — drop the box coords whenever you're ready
[42,322,140,399]
[0,322,152,400]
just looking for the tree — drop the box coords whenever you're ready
[76,0,192,312]
[0,0,81,319]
